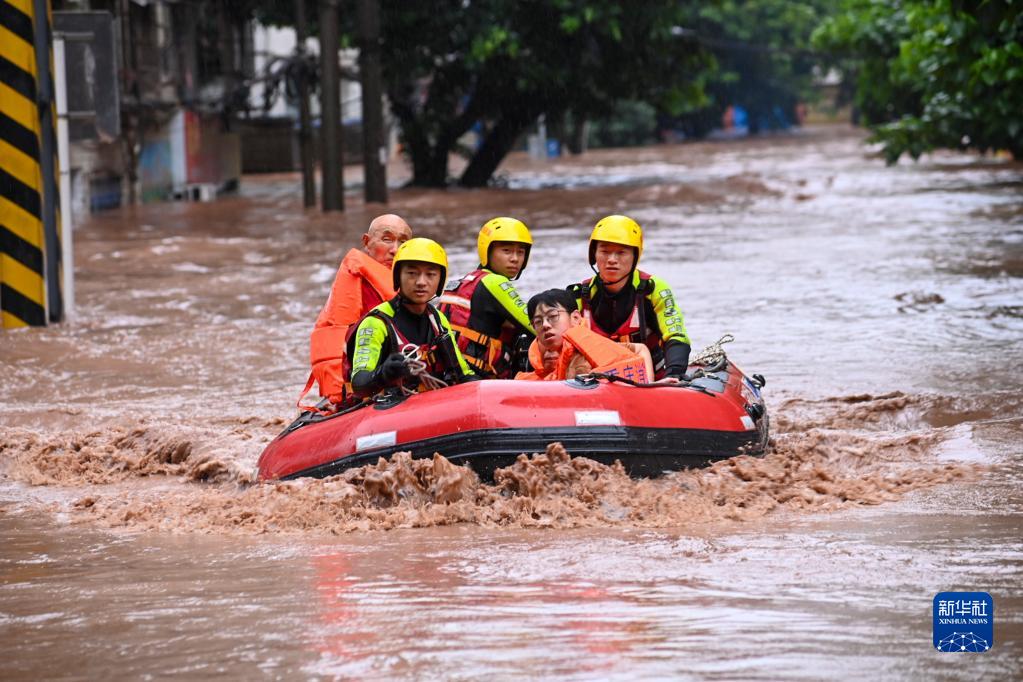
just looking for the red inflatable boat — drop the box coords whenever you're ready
[257,359,769,481]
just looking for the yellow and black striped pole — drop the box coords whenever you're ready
[0,0,61,328]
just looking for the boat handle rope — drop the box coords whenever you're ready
[577,372,716,395]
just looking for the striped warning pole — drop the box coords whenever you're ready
[0,0,62,328]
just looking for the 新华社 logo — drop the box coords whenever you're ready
[933,592,993,652]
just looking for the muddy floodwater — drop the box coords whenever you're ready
[2,126,1021,679]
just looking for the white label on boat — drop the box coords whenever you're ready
[575,410,621,426]
[356,431,397,451]
[740,415,756,431]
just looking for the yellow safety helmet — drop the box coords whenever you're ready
[588,214,643,268]
[477,217,533,276]
[392,237,448,296]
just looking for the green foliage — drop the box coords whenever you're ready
[587,100,659,148]
[814,0,1023,161]
[246,0,711,186]
[245,1,854,181]
[363,0,718,185]
[672,0,831,136]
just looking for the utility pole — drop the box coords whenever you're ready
[33,0,62,322]
[294,0,316,208]
[357,0,387,203]
[118,0,138,205]
[319,0,343,211]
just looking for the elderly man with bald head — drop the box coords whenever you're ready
[303,214,413,407]
[361,214,413,269]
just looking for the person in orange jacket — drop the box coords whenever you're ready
[515,289,657,383]
[302,214,412,406]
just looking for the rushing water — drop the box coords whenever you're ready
[1,126,1021,679]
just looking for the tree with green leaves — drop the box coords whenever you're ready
[814,0,1023,162]
[672,1,829,138]
[381,1,711,186]
[250,0,710,187]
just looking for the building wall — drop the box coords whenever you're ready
[55,1,246,216]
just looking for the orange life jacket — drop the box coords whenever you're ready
[303,249,395,405]
[516,325,651,383]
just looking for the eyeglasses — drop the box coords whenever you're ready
[531,310,567,328]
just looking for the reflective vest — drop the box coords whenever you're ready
[305,249,395,404]
[575,273,664,368]
[347,299,457,389]
[437,268,519,377]
[518,325,651,382]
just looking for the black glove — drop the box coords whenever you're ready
[379,352,413,382]
[509,333,533,373]
[663,341,691,379]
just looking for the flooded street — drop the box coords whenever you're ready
[1,125,1021,678]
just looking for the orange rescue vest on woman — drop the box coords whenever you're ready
[516,325,651,382]
[305,249,395,404]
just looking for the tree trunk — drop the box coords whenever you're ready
[319,0,343,211]
[357,0,387,203]
[388,97,448,187]
[458,111,537,188]
[421,147,449,186]
[390,86,485,187]
[568,114,589,155]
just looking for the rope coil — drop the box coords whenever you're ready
[399,343,449,394]
[691,333,734,367]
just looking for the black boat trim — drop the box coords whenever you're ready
[279,421,770,481]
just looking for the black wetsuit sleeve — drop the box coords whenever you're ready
[351,367,387,398]
[479,273,534,335]
[663,340,691,379]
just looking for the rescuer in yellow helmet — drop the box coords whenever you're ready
[568,215,692,380]
[437,217,536,378]
[347,238,476,397]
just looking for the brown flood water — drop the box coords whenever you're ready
[2,125,1022,679]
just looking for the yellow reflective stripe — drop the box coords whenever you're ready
[2,310,28,328]
[0,195,43,247]
[451,323,502,373]
[350,315,389,374]
[0,25,31,60]
[8,0,33,16]
[647,275,690,344]
[437,293,471,308]
[451,323,490,346]
[1,253,45,305]
[0,82,37,133]
[453,323,503,354]
[479,271,532,331]
[0,139,41,192]
[0,26,36,73]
